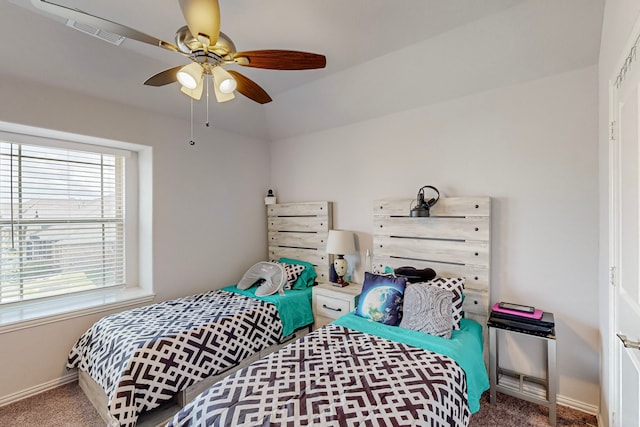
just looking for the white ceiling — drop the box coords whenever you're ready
[1,0,603,139]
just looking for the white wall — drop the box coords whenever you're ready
[264,0,603,142]
[0,75,270,400]
[598,1,640,425]
[270,66,600,408]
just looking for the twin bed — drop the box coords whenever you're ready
[68,197,492,427]
[68,202,332,426]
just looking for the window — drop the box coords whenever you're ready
[0,140,126,305]
[0,123,152,331]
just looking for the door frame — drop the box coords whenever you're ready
[608,16,640,426]
[607,76,619,427]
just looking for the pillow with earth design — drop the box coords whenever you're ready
[355,272,407,326]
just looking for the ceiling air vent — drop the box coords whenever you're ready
[65,19,125,46]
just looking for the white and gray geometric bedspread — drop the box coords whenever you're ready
[67,290,283,427]
[168,323,470,427]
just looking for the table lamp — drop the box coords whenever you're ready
[326,230,356,287]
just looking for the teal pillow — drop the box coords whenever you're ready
[278,257,317,289]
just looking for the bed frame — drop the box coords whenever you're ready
[78,201,333,427]
[372,197,492,358]
[267,201,333,282]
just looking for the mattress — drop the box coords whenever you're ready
[67,287,313,427]
[168,315,488,427]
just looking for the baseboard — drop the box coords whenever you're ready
[497,375,599,416]
[596,413,605,427]
[0,371,78,408]
[559,394,599,417]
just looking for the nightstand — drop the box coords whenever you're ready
[488,316,557,426]
[312,282,363,328]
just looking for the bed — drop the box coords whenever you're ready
[66,201,333,427]
[168,196,492,426]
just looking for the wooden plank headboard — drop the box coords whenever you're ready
[267,201,333,283]
[372,197,491,330]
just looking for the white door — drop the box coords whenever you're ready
[611,28,640,427]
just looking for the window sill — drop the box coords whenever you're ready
[0,288,155,334]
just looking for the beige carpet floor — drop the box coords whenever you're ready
[0,382,103,426]
[470,392,598,427]
[0,382,598,426]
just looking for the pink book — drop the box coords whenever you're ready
[492,302,543,320]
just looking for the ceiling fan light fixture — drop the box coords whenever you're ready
[219,77,237,94]
[212,81,235,103]
[180,78,204,100]
[212,66,237,94]
[177,62,203,89]
[30,0,326,106]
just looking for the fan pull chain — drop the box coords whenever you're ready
[205,77,210,127]
[189,97,195,146]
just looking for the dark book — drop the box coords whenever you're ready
[490,310,555,328]
[488,314,554,336]
[329,263,338,282]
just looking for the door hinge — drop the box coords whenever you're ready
[610,121,616,141]
[610,266,616,287]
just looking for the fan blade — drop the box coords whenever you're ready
[232,50,326,70]
[179,0,220,47]
[30,0,180,52]
[227,70,272,104]
[144,66,183,86]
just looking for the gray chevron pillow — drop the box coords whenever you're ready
[420,277,465,329]
[399,283,454,338]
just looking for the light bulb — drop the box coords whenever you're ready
[177,63,202,90]
[177,72,197,89]
[211,66,236,102]
[219,77,237,94]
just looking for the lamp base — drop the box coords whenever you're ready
[331,277,349,287]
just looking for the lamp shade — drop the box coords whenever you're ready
[210,68,235,102]
[326,230,356,255]
[177,62,203,90]
[180,78,204,100]
[212,66,237,93]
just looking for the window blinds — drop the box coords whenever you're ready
[0,141,125,304]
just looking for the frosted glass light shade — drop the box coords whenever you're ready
[177,63,203,90]
[213,81,235,102]
[212,66,237,95]
[219,78,237,94]
[180,79,203,100]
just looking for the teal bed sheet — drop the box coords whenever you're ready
[333,313,489,413]
[223,285,314,337]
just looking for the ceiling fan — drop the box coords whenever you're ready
[30,0,327,104]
